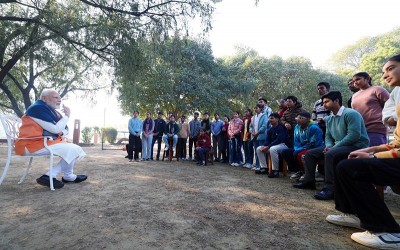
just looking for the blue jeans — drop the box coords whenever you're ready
[229,135,243,164]
[163,134,178,148]
[253,139,265,167]
[196,147,209,162]
[142,134,153,159]
[243,140,254,164]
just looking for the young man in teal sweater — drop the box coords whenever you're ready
[293,91,369,200]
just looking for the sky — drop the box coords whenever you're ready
[208,0,399,67]
[66,0,400,132]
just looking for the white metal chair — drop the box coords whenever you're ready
[0,114,58,191]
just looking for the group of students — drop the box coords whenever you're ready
[126,54,400,249]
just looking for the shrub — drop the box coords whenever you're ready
[101,127,118,143]
[81,127,93,144]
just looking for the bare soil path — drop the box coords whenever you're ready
[1,146,399,249]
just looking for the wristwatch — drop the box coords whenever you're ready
[369,152,376,158]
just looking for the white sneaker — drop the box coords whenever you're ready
[232,163,240,167]
[351,231,400,249]
[245,163,252,169]
[326,214,361,229]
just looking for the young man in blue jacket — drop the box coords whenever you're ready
[281,111,324,180]
[255,112,291,177]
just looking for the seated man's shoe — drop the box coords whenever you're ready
[351,231,400,249]
[326,214,361,229]
[314,188,334,200]
[292,181,316,189]
[36,175,64,189]
[62,175,88,183]
[255,168,268,175]
[290,171,303,180]
[268,170,279,178]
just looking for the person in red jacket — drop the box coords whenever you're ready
[195,128,211,166]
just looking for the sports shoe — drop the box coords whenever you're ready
[232,163,240,167]
[314,188,334,200]
[245,163,252,169]
[351,231,400,249]
[326,214,361,229]
[165,146,169,151]
[290,171,303,180]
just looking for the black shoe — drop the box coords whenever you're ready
[255,168,269,175]
[62,175,88,183]
[124,155,129,158]
[314,188,334,200]
[156,158,159,161]
[196,161,202,165]
[36,175,64,189]
[215,158,220,162]
[293,181,316,190]
[268,170,279,178]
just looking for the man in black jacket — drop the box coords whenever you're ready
[151,112,166,160]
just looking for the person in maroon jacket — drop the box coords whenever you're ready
[221,115,230,163]
[195,128,211,166]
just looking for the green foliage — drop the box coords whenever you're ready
[116,37,234,116]
[359,31,400,84]
[81,127,93,144]
[101,127,118,144]
[0,0,216,116]
[116,39,350,116]
[329,27,400,85]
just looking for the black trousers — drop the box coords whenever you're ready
[128,134,141,160]
[177,138,187,158]
[151,136,163,159]
[221,138,229,162]
[335,158,400,232]
[188,137,198,158]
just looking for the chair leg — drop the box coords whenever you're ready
[282,159,287,177]
[267,153,272,174]
[18,157,34,184]
[0,146,13,186]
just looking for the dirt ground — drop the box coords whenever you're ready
[0,145,399,250]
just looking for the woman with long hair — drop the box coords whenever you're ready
[351,72,390,146]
